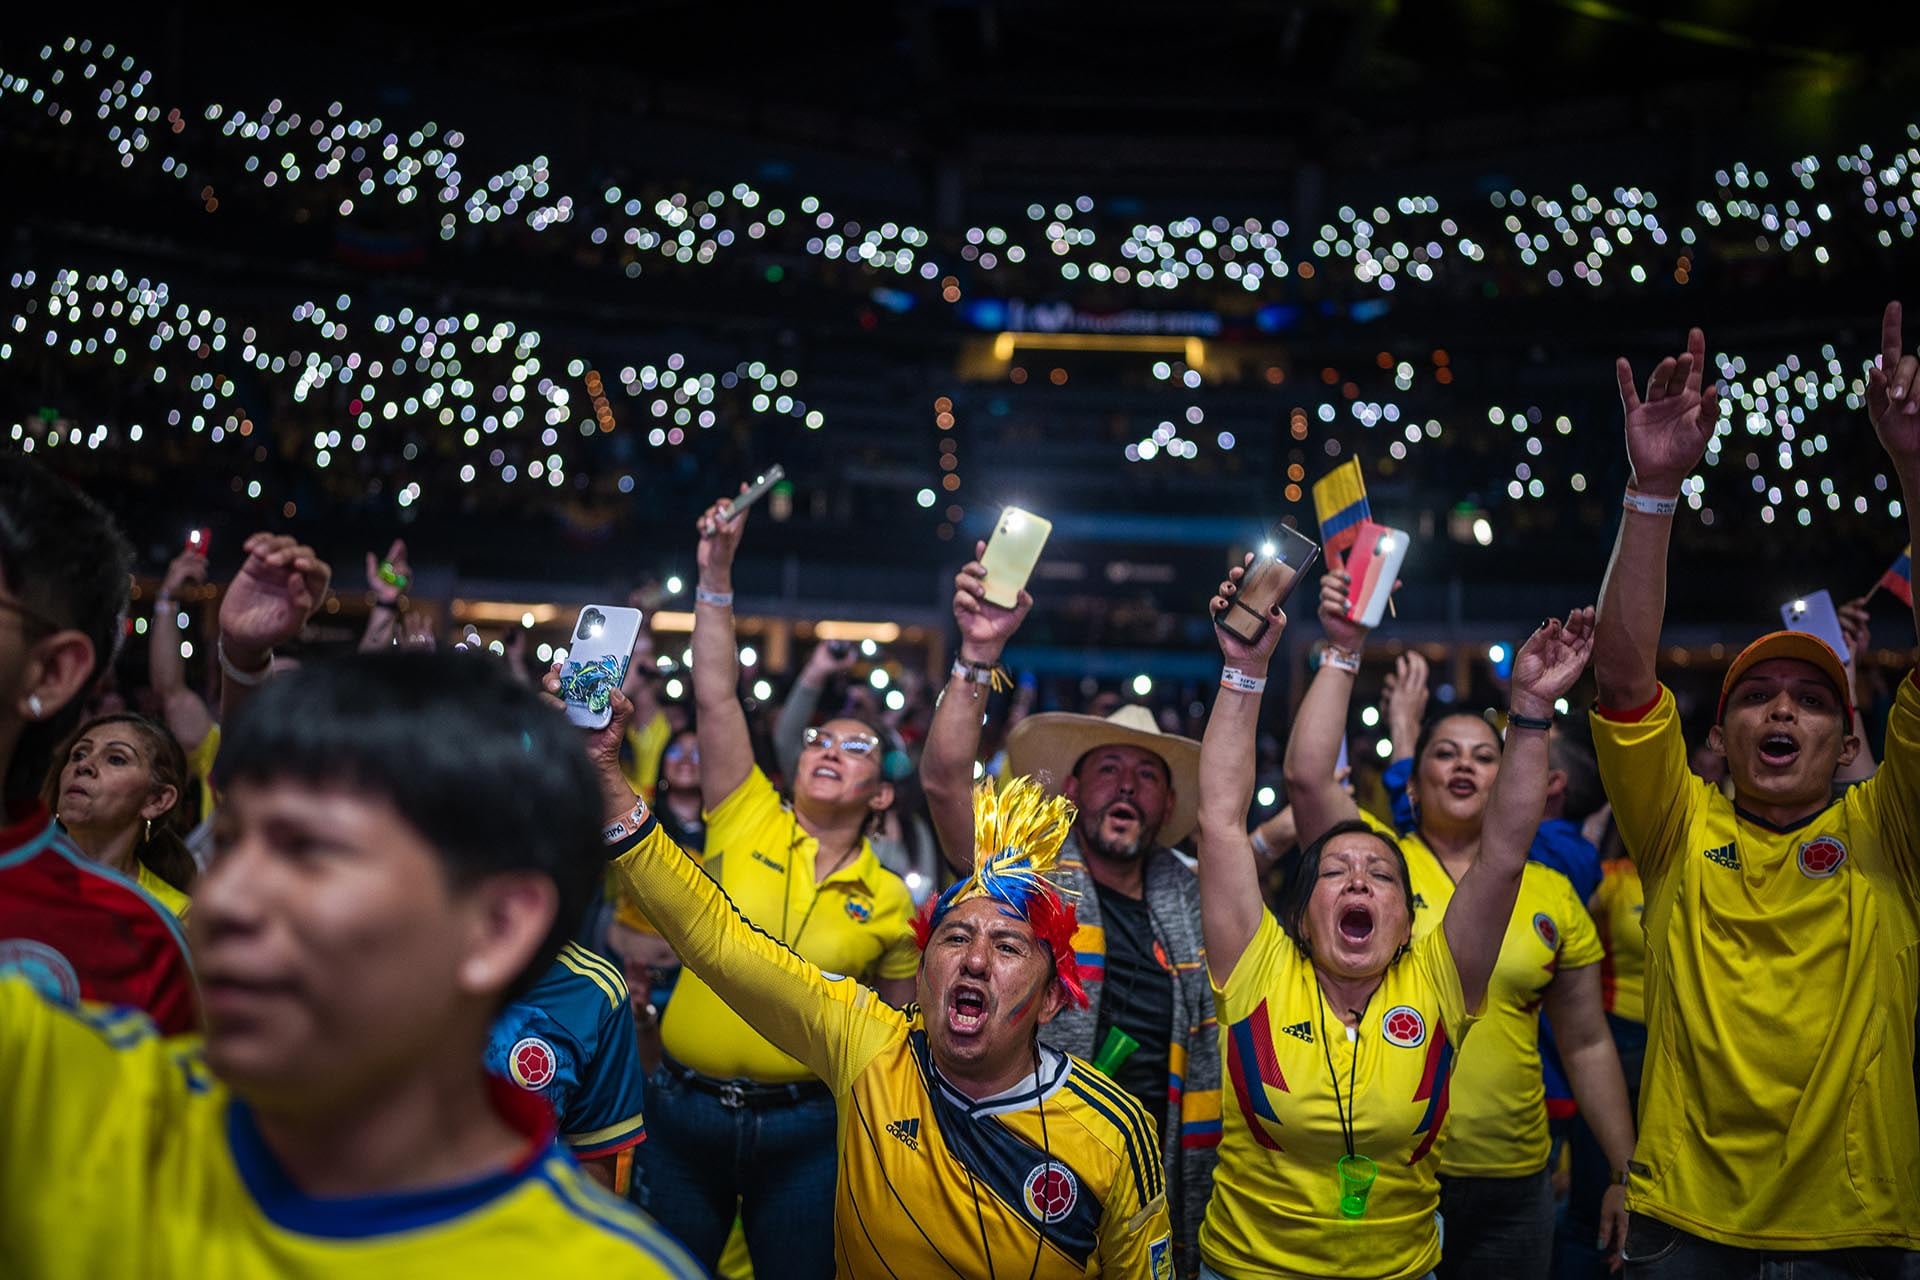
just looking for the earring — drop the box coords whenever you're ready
[25,694,42,719]
[143,817,152,843]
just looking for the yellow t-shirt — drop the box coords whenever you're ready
[0,980,702,1278]
[659,768,918,1082]
[1591,679,1920,1250]
[1201,911,1475,1280]
[1592,858,1646,1024]
[184,724,220,824]
[620,712,672,803]
[612,813,1173,1280]
[135,861,191,920]
[1359,812,1605,1177]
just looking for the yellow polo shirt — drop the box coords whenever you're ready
[1360,811,1605,1177]
[1592,858,1645,1024]
[659,768,918,1082]
[1591,679,1920,1250]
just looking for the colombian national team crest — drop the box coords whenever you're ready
[1532,912,1559,949]
[1382,1005,1427,1049]
[1022,1161,1080,1224]
[844,894,874,923]
[1798,836,1847,879]
[508,1036,558,1090]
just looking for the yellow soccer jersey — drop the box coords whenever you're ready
[1592,858,1646,1024]
[1591,678,1920,1250]
[0,979,701,1279]
[1360,812,1605,1176]
[134,860,191,920]
[1201,911,1474,1280]
[663,767,919,1083]
[612,814,1174,1280]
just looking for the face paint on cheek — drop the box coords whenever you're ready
[1005,970,1051,1025]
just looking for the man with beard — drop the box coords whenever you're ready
[920,545,1216,1280]
[1592,309,1920,1274]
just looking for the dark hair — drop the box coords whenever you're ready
[0,456,133,812]
[1273,819,1415,960]
[1411,706,1499,770]
[1069,744,1173,788]
[44,713,196,893]
[1548,732,1604,822]
[214,651,606,1002]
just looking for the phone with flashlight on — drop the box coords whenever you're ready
[558,605,644,729]
[1216,525,1320,646]
[980,506,1053,608]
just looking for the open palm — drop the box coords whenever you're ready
[220,533,331,657]
[1616,327,1721,494]
[1510,607,1595,711]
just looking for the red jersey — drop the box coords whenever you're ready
[0,803,197,1034]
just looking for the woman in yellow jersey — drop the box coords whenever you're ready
[44,712,195,916]
[636,490,920,1279]
[1283,575,1637,1277]
[1198,559,1597,1280]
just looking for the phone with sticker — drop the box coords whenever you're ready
[559,605,644,728]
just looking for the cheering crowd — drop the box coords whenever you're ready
[0,304,1916,1280]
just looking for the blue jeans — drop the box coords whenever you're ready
[1557,1012,1647,1280]
[632,1065,838,1278]
[1435,1167,1555,1280]
[1622,1215,1920,1279]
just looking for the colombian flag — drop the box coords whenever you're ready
[1312,460,1371,563]
[1880,544,1912,608]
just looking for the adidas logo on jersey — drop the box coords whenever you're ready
[1410,893,1428,910]
[886,1118,921,1150]
[1281,1020,1313,1043]
[1703,842,1740,870]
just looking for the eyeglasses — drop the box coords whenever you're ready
[0,593,61,637]
[802,727,880,757]
[664,744,700,764]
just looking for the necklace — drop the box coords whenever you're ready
[1314,980,1371,1160]
[782,812,861,945]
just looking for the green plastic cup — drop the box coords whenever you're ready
[1092,1027,1139,1077]
[1337,1154,1378,1219]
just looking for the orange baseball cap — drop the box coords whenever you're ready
[1716,630,1852,723]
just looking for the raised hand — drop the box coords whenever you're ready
[695,488,749,588]
[219,533,331,666]
[1867,301,1920,466]
[160,549,208,599]
[953,540,1032,663]
[1212,554,1288,671]
[1615,327,1721,495]
[364,538,410,604]
[544,662,632,782]
[1838,594,1871,699]
[1314,569,1379,653]
[1381,649,1430,745]
[1509,607,1596,718]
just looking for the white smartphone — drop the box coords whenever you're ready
[1781,590,1850,664]
[1346,521,1411,629]
[559,605,644,729]
[980,507,1052,608]
[704,464,786,534]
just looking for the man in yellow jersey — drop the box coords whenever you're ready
[1591,308,1920,1275]
[637,490,919,1277]
[579,674,1172,1277]
[0,652,699,1279]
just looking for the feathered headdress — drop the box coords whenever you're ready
[913,776,1088,1009]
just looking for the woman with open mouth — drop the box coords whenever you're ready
[1281,572,1637,1277]
[1195,555,1596,1280]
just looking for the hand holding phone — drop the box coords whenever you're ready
[980,507,1052,609]
[185,528,212,558]
[1781,589,1851,664]
[701,465,786,537]
[559,605,645,729]
[1343,521,1410,628]
[1216,525,1320,645]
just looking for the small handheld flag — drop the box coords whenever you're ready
[1877,544,1912,608]
[1312,460,1372,566]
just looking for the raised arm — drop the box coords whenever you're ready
[1280,572,1370,845]
[1198,555,1290,983]
[215,533,330,723]
[774,642,855,780]
[149,551,214,749]
[357,539,408,653]
[690,490,755,809]
[920,543,1031,872]
[1866,300,1920,644]
[1835,596,1878,784]
[1593,328,1719,709]
[1443,609,1595,1012]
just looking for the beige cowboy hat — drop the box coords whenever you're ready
[1004,705,1202,846]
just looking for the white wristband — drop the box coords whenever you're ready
[695,587,734,607]
[1220,667,1267,694]
[1321,646,1362,675]
[1622,489,1679,517]
[217,638,272,686]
